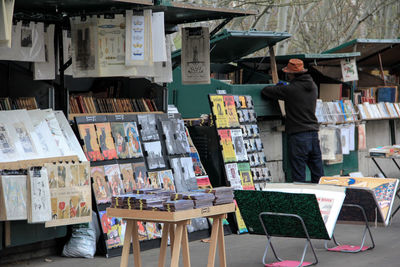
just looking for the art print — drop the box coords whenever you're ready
[132,162,148,189]
[161,120,177,155]
[69,164,80,187]
[111,122,130,159]
[158,170,175,191]
[13,122,35,154]
[124,122,143,158]
[95,122,117,160]
[137,114,159,141]
[99,210,126,249]
[225,163,242,189]
[169,158,187,192]
[78,124,103,161]
[148,171,161,189]
[143,141,166,170]
[28,167,52,223]
[210,95,229,128]
[218,129,237,163]
[230,129,248,162]
[223,95,240,127]
[104,164,124,196]
[0,123,16,159]
[1,175,27,220]
[91,166,111,204]
[119,163,136,193]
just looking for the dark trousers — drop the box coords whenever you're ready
[288,131,324,183]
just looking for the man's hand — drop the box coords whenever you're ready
[276,81,288,86]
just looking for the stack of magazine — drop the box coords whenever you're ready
[315,99,358,124]
[356,102,400,120]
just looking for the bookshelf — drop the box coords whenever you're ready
[68,111,164,121]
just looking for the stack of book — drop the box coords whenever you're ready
[0,97,38,110]
[173,192,215,208]
[353,87,377,104]
[204,187,234,205]
[315,100,358,124]
[163,200,194,211]
[357,102,400,120]
[69,95,158,114]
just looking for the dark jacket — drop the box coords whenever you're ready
[261,74,319,134]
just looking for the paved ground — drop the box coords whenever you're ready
[6,210,400,267]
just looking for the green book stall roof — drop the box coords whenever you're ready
[168,67,280,119]
[172,29,291,65]
[323,39,400,69]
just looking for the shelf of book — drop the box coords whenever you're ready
[68,111,164,121]
[320,120,360,125]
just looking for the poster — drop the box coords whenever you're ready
[111,122,130,159]
[28,167,52,223]
[143,141,165,170]
[119,163,136,193]
[78,124,103,161]
[123,122,143,158]
[319,176,399,224]
[237,162,255,190]
[104,164,124,196]
[45,162,92,227]
[225,163,242,189]
[341,58,358,82]
[99,210,126,249]
[319,127,337,161]
[132,162,148,189]
[210,95,229,128]
[0,174,27,220]
[91,166,111,204]
[230,129,248,162]
[218,129,237,163]
[223,95,240,127]
[158,169,175,191]
[181,26,210,84]
[95,122,117,160]
[137,114,159,141]
[358,124,367,150]
[34,24,55,80]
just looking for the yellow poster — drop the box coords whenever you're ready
[218,129,237,162]
[223,95,240,127]
[210,95,229,128]
[319,176,398,222]
[234,200,248,234]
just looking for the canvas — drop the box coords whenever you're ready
[95,122,117,160]
[123,121,143,158]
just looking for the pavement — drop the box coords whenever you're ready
[5,210,400,267]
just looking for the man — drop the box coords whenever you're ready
[261,59,323,183]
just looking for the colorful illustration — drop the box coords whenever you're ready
[238,96,247,108]
[104,164,124,196]
[132,162,148,189]
[124,122,143,158]
[91,166,111,204]
[225,163,242,189]
[111,122,130,159]
[119,163,136,193]
[319,176,399,222]
[78,124,103,161]
[210,95,229,128]
[148,171,161,189]
[237,162,255,190]
[57,196,70,219]
[158,170,175,191]
[230,129,248,162]
[196,176,212,189]
[223,95,240,127]
[95,122,117,160]
[218,129,237,163]
[99,210,126,249]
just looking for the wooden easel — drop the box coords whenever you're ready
[107,203,235,267]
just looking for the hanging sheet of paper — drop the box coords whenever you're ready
[34,24,55,80]
[154,34,173,83]
[57,30,73,76]
[0,21,45,62]
[319,126,336,161]
[152,12,167,62]
[341,58,358,82]
[358,124,367,150]
[181,26,210,85]
[340,126,350,155]
[349,123,355,151]
[70,16,99,77]
[0,0,15,48]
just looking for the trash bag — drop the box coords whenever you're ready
[62,212,97,258]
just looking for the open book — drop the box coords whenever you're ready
[319,177,399,226]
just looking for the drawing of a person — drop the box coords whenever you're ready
[99,128,107,151]
[84,128,93,152]
[217,103,223,115]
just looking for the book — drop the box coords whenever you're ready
[91,166,112,204]
[77,124,103,161]
[209,95,229,128]
[223,95,240,128]
[237,162,255,190]
[95,122,117,160]
[104,164,124,196]
[123,122,143,158]
[137,114,159,142]
[217,129,237,163]
[143,141,166,170]
[230,129,248,162]
[319,176,399,225]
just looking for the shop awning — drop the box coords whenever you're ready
[236,52,361,70]
[323,39,400,69]
[172,29,291,65]
[154,0,257,25]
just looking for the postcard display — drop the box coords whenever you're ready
[75,113,207,257]
[0,109,90,227]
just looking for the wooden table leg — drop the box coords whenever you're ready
[207,216,221,267]
[170,222,184,267]
[120,219,134,267]
[158,223,170,267]
[181,220,191,267]
[169,223,176,256]
[132,220,142,267]
[217,216,227,267]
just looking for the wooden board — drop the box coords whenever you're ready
[0,155,79,170]
[107,203,235,222]
[68,112,164,121]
